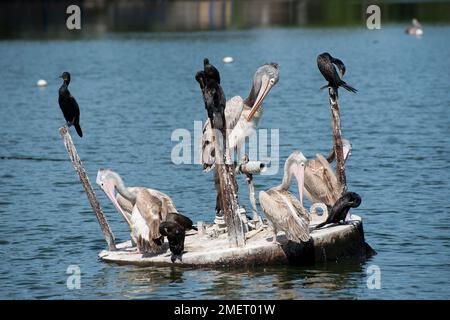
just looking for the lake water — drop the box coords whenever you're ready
[0,25,449,299]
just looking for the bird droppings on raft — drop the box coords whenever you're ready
[98,215,374,267]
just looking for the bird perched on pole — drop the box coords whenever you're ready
[195,61,227,152]
[58,72,83,137]
[317,53,357,97]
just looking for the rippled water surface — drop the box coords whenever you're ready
[0,26,449,299]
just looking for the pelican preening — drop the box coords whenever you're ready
[259,151,311,244]
[58,72,83,137]
[96,169,195,255]
[317,53,357,96]
[305,139,352,207]
[200,62,280,171]
[197,60,279,221]
[314,192,361,229]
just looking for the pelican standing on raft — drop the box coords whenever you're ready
[96,169,185,253]
[200,62,279,220]
[201,63,280,171]
[259,151,311,244]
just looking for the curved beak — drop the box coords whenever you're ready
[293,164,305,207]
[246,76,273,122]
[97,178,132,227]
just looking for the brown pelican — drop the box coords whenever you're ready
[304,139,352,207]
[200,63,280,171]
[96,169,178,253]
[405,18,423,36]
[259,151,311,244]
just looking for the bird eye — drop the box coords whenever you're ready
[270,78,275,85]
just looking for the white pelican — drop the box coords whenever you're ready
[200,63,280,171]
[259,151,311,244]
[96,169,178,253]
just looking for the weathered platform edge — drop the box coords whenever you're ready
[99,215,373,267]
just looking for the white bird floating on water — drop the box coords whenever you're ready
[36,79,47,87]
[405,18,423,37]
[223,56,234,64]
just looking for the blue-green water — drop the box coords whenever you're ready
[0,26,449,299]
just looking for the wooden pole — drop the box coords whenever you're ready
[328,88,347,194]
[209,123,245,247]
[212,128,245,247]
[59,126,116,251]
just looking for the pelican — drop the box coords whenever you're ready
[305,139,352,207]
[259,151,311,244]
[200,63,280,171]
[96,169,179,253]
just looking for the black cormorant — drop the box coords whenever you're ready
[159,221,186,263]
[204,58,221,84]
[317,53,357,95]
[58,72,83,137]
[315,192,362,229]
[195,68,226,132]
[166,212,198,231]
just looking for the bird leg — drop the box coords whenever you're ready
[271,228,280,245]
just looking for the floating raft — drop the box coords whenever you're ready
[99,214,372,267]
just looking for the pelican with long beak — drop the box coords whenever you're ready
[201,63,279,171]
[96,169,177,253]
[259,151,311,244]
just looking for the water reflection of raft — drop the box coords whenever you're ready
[99,214,372,267]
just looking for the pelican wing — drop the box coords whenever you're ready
[224,96,244,130]
[259,190,310,242]
[116,187,178,219]
[304,154,342,207]
[200,96,244,171]
[132,190,163,253]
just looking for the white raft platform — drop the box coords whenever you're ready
[99,215,373,267]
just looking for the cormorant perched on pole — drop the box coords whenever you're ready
[314,192,361,229]
[317,53,357,96]
[195,68,226,138]
[195,59,245,247]
[58,72,83,137]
